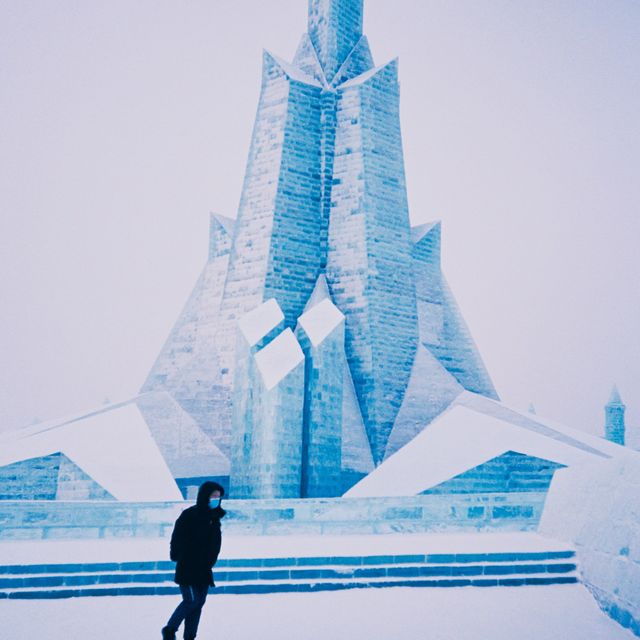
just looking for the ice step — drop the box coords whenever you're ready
[0,560,577,589]
[0,550,578,599]
[0,572,579,599]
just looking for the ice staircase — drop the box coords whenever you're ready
[0,549,577,599]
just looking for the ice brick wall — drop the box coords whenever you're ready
[231,296,373,498]
[340,364,375,490]
[230,301,286,498]
[142,214,233,450]
[292,34,326,86]
[0,454,60,500]
[327,59,418,464]
[231,304,306,499]
[539,453,640,636]
[412,222,444,346]
[54,454,115,500]
[263,73,325,326]
[412,221,497,400]
[331,35,374,88]
[251,330,305,499]
[307,0,364,82]
[384,345,463,460]
[429,277,498,398]
[136,391,230,480]
[605,387,626,446]
[143,214,231,395]
[296,299,345,497]
[0,453,113,501]
[131,0,501,497]
[215,53,324,383]
[422,451,565,494]
[0,493,545,540]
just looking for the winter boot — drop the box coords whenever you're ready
[161,626,176,640]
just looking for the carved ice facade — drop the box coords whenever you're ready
[2,0,631,505]
[138,0,499,497]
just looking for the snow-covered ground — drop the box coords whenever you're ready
[1,532,633,638]
[1,584,634,640]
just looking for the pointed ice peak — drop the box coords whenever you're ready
[237,299,285,349]
[337,58,397,90]
[304,273,332,311]
[411,221,441,245]
[308,0,364,82]
[528,403,536,414]
[298,298,345,348]
[330,35,374,88]
[292,34,328,87]
[384,344,464,460]
[210,212,235,237]
[607,384,624,406]
[265,50,324,88]
[254,329,304,390]
[208,212,234,260]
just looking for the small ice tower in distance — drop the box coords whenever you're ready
[604,385,626,446]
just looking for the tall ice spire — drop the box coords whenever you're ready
[142,0,498,493]
[308,0,364,82]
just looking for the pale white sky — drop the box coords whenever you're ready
[1,0,638,443]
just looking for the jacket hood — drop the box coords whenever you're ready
[196,481,225,508]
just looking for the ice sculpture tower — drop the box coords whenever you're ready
[3,1,632,511]
[143,0,497,497]
[604,385,626,446]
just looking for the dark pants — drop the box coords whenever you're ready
[166,584,209,639]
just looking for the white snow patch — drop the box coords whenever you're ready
[0,531,572,565]
[237,299,284,348]
[347,401,618,498]
[297,298,344,347]
[254,329,304,390]
[0,583,630,640]
[457,392,621,458]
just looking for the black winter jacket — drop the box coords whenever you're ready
[170,490,226,586]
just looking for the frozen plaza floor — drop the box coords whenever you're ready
[0,532,635,639]
[1,583,633,640]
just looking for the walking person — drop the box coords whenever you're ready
[162,481,226,640]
